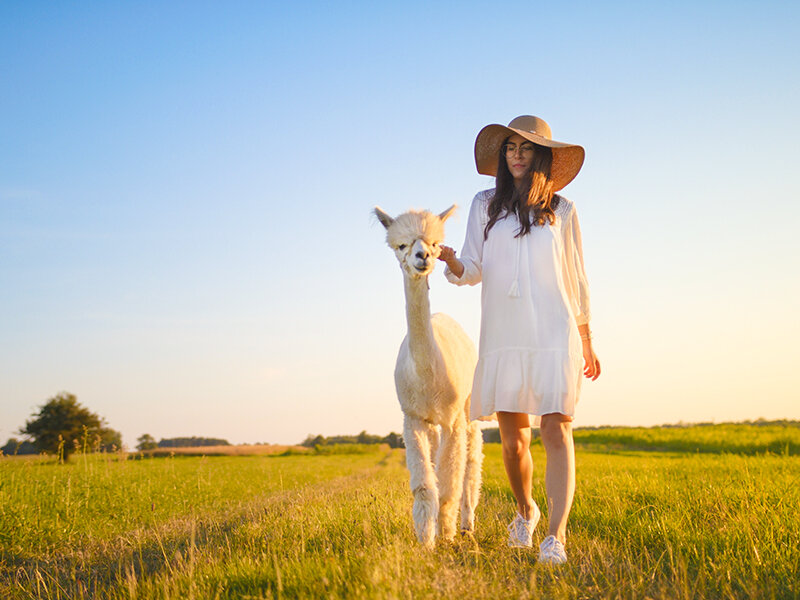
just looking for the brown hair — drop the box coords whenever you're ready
[484,141,560,240]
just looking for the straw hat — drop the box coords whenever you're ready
[474,115,585,191]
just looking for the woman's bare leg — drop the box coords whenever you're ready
[497,411,536,519]
[539,413,575,544]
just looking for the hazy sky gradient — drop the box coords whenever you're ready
[2,1,799,446]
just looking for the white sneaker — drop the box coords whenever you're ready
[538,535,567,565]
[507,504,541,548]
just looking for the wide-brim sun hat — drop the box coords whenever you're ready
[474,115,585,191]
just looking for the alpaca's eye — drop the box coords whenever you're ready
[398,244,406,250]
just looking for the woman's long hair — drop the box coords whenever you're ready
[484,140,560,240]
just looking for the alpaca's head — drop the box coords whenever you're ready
[374,205,457,278]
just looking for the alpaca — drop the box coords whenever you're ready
[374,205,483,548]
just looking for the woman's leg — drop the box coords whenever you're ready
[539,413,575,544]
[497,411,536,519]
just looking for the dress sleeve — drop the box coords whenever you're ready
[444,191,485,286]
[562,204,591,325]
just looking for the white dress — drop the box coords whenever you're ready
[444,189,591,424]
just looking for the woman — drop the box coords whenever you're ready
[438,115,600,565]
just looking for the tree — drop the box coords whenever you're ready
[0,437,37,455]
[20,392,122,461]
[301,434,325,448]
[136,434,158,451]
[382,431,404,449]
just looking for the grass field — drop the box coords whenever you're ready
[2,425,799,599]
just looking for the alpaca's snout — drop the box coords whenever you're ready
[408,240,434,272]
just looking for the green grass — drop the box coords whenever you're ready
[1,432,798,599]
[572,421,800,455]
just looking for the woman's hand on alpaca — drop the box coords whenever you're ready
[438,245,456,262]
[437,245,464,278]
[582,341,601,381]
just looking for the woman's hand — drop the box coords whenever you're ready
[437,245,464,278]
[582,340,601,380]
[438,245,457,263]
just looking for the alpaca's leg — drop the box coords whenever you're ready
[435,419,466,541]
[461,419,484,533]
[403,414,438,549]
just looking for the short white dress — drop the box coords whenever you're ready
[444,189,591,424]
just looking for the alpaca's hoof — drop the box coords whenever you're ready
[412,486,438,549]
[416,522,436,549]
[461,507,475,533]
[458,528,479,552]
[437,499,459,541]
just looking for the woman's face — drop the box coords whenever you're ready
[503,133,537,183]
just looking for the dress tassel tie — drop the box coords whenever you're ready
[508,234,521,298]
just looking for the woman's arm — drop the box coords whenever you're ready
[565,206,600,380]
[567,230,600,381]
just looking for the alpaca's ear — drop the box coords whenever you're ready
[438,204,457,223]
[374,206,395,229]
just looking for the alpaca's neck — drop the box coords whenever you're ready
[403,274,438,376]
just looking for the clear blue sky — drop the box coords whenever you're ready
[2,1,799,447]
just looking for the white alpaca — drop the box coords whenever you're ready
[374,205,483,548]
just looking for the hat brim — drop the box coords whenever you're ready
[474,124,585,191]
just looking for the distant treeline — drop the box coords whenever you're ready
[7,419,798,458]
[157,437,231,448]
[301,430,404,449]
